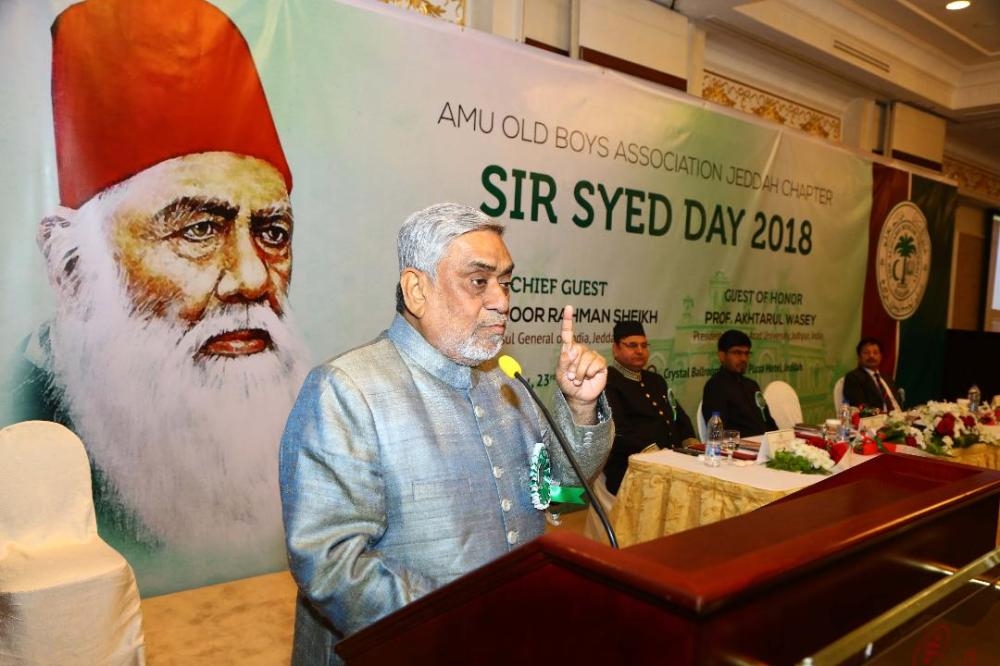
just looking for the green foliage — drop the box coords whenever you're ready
[766,450,831,475]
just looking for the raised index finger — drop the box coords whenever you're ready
[561,305,575,351]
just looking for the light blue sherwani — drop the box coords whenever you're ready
[279,315,612,664]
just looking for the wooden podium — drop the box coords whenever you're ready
[337,454,1000,664]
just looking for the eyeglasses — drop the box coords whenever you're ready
[620,341,649,350]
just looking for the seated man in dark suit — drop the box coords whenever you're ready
[842,337,902,413]
[603,321,698,494]
[701,329,778,437]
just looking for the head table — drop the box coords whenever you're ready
[607,440,1000,548]
[608,449,824,547]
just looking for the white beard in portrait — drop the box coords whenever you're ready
[38,190,311,558]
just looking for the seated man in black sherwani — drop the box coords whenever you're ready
[842,337,902,412]
[701,329,778,437]
[603,321,698,494]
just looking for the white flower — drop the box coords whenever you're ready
[787,440,835,471]
[886,402,998,453]
[906,426,926,449]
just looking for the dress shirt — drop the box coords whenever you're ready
[701,367,777,437]
[842,366,901,412]
[279,314,612,664]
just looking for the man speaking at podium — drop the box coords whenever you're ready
[279,203,612,664]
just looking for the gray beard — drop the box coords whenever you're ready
[455,332,504,366]
[49,283,310,557]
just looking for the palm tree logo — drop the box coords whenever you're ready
[893,234,916,286]
[876,201,930,321]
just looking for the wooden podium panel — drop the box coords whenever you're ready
[337,455,1000,665]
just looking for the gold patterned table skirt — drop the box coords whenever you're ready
[608,455,811,548]
[950,444,1000,470]
[608,445,1000,549]
[947,444,1000,546]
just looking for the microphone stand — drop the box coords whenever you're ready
[509,370,619,549]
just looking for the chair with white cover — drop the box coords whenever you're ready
[696,400,708,441]
[763,381,803,430]
[833,377,845,413]
[0,421,145,665]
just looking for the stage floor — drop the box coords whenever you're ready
[140,509,590,663]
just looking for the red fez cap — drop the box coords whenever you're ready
[51,0,292,209]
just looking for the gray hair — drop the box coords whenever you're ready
[395,203,504,312]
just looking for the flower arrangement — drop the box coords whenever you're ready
[979,406,1000,426]
[849,405,883,427]
[873,401,999,456]
[854,430,898,456]
[767,440,835,474]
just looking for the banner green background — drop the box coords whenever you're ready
[1,0,872,594]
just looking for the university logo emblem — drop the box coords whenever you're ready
[875,201,931,320]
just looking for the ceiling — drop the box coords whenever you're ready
[856,0,1000,66]
[660,0,1000,162]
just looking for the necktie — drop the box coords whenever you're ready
[873,372,898,412]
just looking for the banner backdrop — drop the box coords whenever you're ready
[0,0,871,594]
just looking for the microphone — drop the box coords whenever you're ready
[499,354,618,549]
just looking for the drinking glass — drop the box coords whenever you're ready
[722,430,740,463]
[824,419,841,447]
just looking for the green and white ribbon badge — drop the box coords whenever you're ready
[529,442,586,509]
[754,390,768,421]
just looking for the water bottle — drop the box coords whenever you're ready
[968,385,981,412]
[705,412,723,467]
[838,403,853,442]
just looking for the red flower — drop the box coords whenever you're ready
[851,409,861,427]
[960,415,975,429]
[860,439,880,455]
[935,413,956,438]
[905,435,917,447]
[829,442,849,463]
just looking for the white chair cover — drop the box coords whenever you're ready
[0,421,145,665]
[833,377,845,412]
[696,400,708,442]
[763,381,803,431]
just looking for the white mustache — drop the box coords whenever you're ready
[175,303,287,355]
[478,315,508,327]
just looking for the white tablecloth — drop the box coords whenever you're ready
[608,449,831,547]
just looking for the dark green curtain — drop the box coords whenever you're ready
[897,175,957,405]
